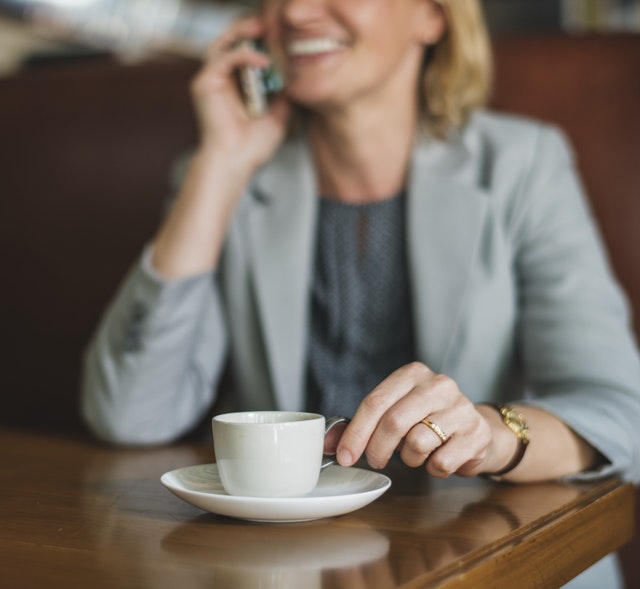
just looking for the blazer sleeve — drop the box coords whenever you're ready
[80,245,228,445]
[512,125,640,482]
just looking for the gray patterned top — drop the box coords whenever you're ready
[306,191,416,417]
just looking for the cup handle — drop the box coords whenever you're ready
[321,416,351,469]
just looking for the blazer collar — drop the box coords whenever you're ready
[247,126,489,409]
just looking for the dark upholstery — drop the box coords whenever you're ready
[0,57,198,432]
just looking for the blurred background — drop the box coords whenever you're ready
[1,0,639,75]
[1,0,639,586]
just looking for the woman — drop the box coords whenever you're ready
[83,0,639,511]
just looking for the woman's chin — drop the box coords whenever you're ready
[284,84,342,112]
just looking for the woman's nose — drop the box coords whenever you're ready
[278,0,327,25]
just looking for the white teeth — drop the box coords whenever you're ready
[286,38,345,56]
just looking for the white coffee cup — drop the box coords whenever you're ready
[212,411,349,498]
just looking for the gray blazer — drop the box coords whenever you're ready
[81,111,640,482]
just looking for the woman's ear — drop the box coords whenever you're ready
[413,0,447,46]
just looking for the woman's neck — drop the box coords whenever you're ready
[308,99,418,204]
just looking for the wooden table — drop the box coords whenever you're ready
[0,428,634,589]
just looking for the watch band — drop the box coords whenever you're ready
[486,404,530,477]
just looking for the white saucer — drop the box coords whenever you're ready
[161,463,391,522]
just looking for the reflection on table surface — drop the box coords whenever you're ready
[0,428,634,589]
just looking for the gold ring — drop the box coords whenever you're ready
[421,418,449,443]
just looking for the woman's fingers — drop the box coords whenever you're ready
[193,16,271,120]
[195,42,270,97]
[337,363,440,468]
[187,16,289,167]
[206,17,264,57]
[366,372,464,468]
[337,362,492,477]
[399,417,450,467]
[425,436,490,478]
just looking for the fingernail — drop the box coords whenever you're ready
[337,448,352,466]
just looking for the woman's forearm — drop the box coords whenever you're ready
[476,403,603,482]
[152,147,252,280]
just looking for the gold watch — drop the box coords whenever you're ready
[488,404,530,476]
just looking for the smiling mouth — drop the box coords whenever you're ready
[285,38,347,57]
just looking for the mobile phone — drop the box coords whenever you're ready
[236,39,283,117]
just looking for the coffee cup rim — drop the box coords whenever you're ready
[213,411,324,425]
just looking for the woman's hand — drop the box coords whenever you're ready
[336,362,502,477]
[192,17,291,172]
[151,18,291,280]
[335,362,605,481]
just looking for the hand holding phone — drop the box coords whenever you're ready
[236,40,283,117]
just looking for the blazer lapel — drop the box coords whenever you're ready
[247,139,317,411]
[407,131,490,373]
[246,128,489,406]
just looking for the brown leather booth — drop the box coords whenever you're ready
[1,34,638,586]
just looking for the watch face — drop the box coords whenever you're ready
[499,406,529,443]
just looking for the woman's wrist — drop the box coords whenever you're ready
[484,405,530,477]
[475,403,521,475]
[194,143,258,185]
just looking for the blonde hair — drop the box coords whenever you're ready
[420,0,493,138]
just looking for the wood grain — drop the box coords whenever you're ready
[0,429,633,589]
